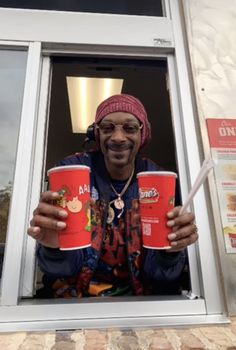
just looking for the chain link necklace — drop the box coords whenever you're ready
[107,167,135,223]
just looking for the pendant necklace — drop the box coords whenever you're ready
[107,168,134,223]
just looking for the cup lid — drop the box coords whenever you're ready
[47,165,91,176]
[137,171,177,178]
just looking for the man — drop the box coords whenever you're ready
[28,94,198,298]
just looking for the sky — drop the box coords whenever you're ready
[0,50,27,189]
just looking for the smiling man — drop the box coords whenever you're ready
[97,112,142,177]
[28,94,198,298]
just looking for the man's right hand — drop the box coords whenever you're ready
[27,191,68,248]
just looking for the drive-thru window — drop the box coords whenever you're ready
[0,0,227,331]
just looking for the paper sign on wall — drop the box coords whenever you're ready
[207,119,236,253]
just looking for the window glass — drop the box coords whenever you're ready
[0,50,27,279]
[0,0,163,17]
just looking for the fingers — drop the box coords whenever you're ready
[27,225,60,248]
[27,191,68,246]
[40,191,60,203]
[34,200,67,220]
[27,226,45,241]
[168,223,199,251]
[37,191,67,220]
[31,209,67,231]
[166,206,198,251]
[31,201,67,233]
[167,206,195,227]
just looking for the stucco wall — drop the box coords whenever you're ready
[183,0,236,118]
[183,0,236,315]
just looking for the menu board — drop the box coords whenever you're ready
[207,119,236,253]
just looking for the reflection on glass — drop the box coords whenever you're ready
[0,0,163,16]
[0,50,27,278]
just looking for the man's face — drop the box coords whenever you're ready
[98,112,142,168]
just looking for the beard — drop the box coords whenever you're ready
[107,142,132,152]
[105,142,134,165]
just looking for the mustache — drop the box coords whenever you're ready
[107,143,132,151]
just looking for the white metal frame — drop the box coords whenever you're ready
[20,57,52,298]
[0,7,174,49]
[169,1,224,313]
[0,41,42,306]
[0,0,227,331]
[0,298,229,332]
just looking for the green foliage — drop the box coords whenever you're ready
[0,184,12,243]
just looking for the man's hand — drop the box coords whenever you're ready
[27,191,68,248]
[166,206,198,252]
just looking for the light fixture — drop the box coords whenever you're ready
[66,77,124,133]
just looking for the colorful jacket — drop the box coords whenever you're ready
[36,150,187,298]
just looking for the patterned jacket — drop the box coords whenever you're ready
[37,150,187,298]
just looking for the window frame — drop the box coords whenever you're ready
[0,41,42,306]
[0,0,227,331]
[0,42,29,290]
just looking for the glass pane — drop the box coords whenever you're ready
[0,50,27,280]
[0,0,163,16]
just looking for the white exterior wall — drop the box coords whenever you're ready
[183,0,236,315]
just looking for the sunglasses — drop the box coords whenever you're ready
[96,122,143,135]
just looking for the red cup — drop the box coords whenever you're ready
[137,171,177,249]
[47,165,91,250]
[229,233,236,248]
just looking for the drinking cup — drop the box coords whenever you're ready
[47,165,91,250]
[137,171,177,249]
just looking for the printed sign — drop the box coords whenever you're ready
[207,119,236,253]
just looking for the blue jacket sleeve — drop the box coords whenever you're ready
[37,244,84,278]
[143,249,187,292]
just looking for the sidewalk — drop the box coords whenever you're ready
[0,317,236,349]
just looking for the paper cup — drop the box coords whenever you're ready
[137,171,177,249]
[47,165,91,250]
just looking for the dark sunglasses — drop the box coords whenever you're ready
[96,122,143,135]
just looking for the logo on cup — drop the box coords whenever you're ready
[57,184,90,213]
[139,187,159,203]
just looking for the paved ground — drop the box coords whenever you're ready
[1,318,236,349]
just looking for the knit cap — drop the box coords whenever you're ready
[95,94,151,147]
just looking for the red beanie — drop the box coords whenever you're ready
[95,94,151,147]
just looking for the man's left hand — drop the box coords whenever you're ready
[166,206,198,252]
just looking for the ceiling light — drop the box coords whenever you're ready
[66,77,124,133]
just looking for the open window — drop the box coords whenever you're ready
[34,55,192,297]
[0,0,227,330]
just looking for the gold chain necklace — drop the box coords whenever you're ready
[107,168,135,223]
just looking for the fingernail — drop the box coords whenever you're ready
[52,192,59,197]
[171,241,178,246]
[168,233,177,240]
[57,221,66,228]
[58,210,68,218]
[167,220,175,227]
[167,211,174,218]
